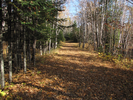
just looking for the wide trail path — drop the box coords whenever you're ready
[42,42,133,100]
[10,42,133,100]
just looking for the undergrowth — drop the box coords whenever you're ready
[98,52,133,69]
[78,43,133,69]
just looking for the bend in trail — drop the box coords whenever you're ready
[10,42,133,100]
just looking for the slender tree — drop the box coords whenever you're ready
[0,0,5,89]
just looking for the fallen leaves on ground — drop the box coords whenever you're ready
[2,42,133,100]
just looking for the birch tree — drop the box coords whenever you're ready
[0,0,5,89]
[8,0,12,82]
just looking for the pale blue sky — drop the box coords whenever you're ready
[64,0,133,22]
[64,0,79,17]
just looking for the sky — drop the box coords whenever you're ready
[64,0,79,17]
[64,0,133,22]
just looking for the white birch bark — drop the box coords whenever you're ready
[0,34,4,88]
[55,24,58,49]
[9,44,12,83]
[118,0,126,48]
[0,3,5,88]
[40,41,42,56]
[96,23,99,49]
[100,2,105,48]
[55,0,59,49]
[79,27,81,47]
[49,36,51,53]
[44,41,48,54]
[82,7,86,48]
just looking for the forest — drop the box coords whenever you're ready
[0,0,133,99]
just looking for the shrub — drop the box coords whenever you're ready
[57,31,65,43]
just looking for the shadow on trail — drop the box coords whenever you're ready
[62,45,77,48]
[13,81,80,100]
[11,43,133,100]
[56,54,97,62]
[60,44,95,52]
[33,55,133,99]
[60,48,84,52]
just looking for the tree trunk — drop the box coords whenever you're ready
[27,33,31,62]
[0,0,5,88]
[124,31,131,58]
[55,28,58,49]
[99,1,104,49]
[8,29,12,83]
[93,20,96,51]
[28,42,31,62]
[113,30,116,54]
[40,41,42,56]
[96,23,99,50]
[16,33,20,70]
[52,43,54,48]
[8,0,12,83]
[49,38,51,54]
[18,26,22,69]
[43,41,48,54]
[104,0,109,54]
[23,25,26,73]
[79,28,81,47]
[32,38,36,66]
[82,9,86,49]
[118,0,126,53]
[0,39,4,89]
[8,42,12,83]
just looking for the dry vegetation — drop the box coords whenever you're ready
[1,42,133,100]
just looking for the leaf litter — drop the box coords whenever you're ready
[2,43,133,100]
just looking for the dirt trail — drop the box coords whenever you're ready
[6,42,133,100]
